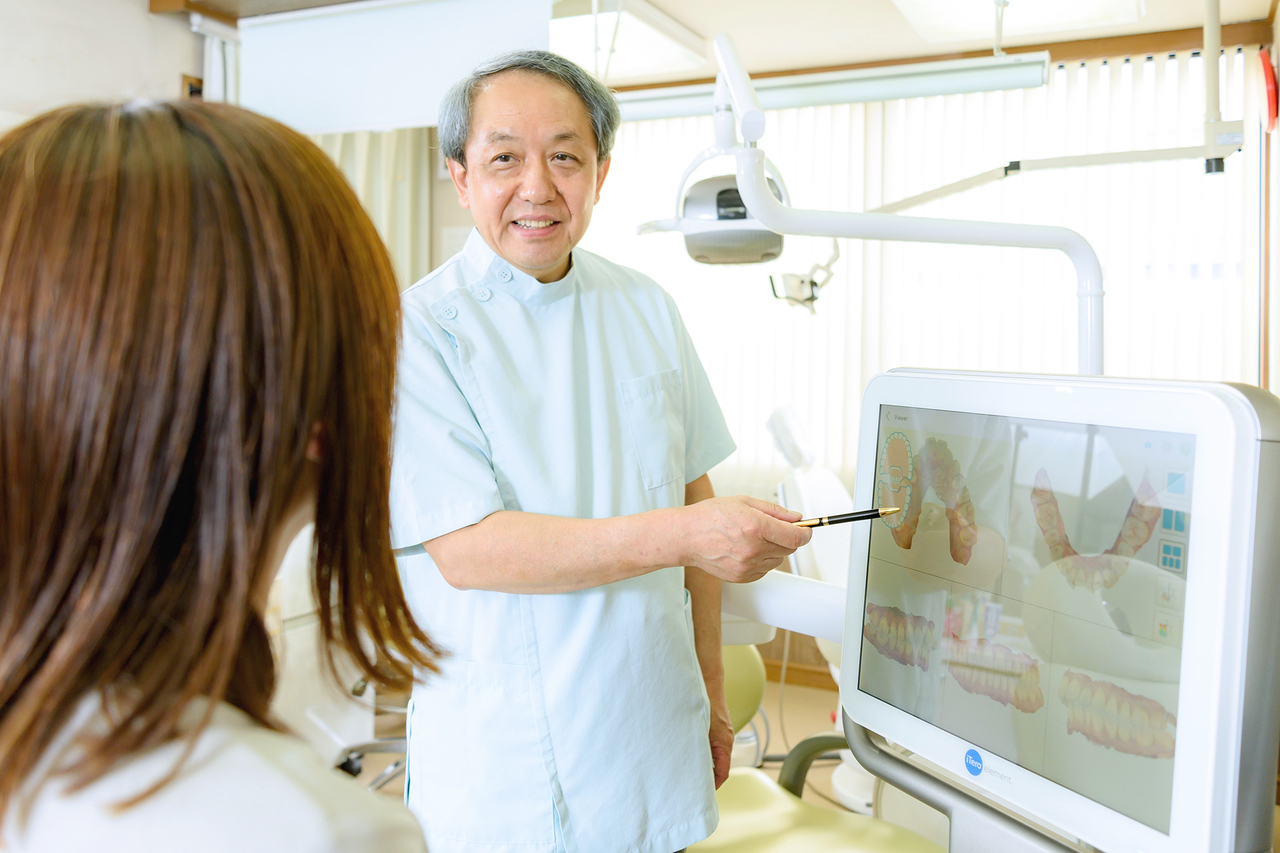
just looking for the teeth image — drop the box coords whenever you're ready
[1064,675,1082,701]
[1154,730,1174,755]
[1121,517,1146,544]
[1132,707,1151,748]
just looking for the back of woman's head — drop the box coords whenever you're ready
[0,101,438,812]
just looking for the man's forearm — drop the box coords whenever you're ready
[684,473,724,683]
[423,508,688,594]
[421,482,811,594]
[685,566,723,685]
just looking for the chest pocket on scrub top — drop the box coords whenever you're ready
[619,369,685,490]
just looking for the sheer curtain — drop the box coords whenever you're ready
[583,48,1263,499]
[201,35,239,104]
[311,129,434,291]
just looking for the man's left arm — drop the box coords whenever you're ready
[685,473,733,789]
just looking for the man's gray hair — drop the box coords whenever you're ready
[438,50,621,168]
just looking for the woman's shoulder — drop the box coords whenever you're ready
[7,698,426,853]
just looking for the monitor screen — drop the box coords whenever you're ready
[859,404,1191,834]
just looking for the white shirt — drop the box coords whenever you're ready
[390,230,736,853]
[4,695,426,853]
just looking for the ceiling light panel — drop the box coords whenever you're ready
[891,0,1142,42]
[549,1,708,83]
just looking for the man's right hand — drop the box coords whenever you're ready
[679,496,812,583]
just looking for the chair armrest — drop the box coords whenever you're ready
[777,731,849,797]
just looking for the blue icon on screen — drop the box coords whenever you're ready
[964,749,983,776]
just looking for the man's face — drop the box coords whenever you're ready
[448,71,611,284]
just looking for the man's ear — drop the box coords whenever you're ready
[447,158,471,209]
[594,156,611,203]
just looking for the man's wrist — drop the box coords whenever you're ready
[700,666,726,688]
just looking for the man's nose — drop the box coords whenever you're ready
[517,160,557,204]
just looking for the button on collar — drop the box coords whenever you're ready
[440,305,458,321]
[475,287,492,302]
[495,266,514,283]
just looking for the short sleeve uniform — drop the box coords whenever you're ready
[391,230,735,853]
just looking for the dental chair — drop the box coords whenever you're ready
[691,643,943,853]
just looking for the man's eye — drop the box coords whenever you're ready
[493,154,514,163]
[553,153,575,162]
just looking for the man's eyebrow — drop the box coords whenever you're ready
[480,129,587,146]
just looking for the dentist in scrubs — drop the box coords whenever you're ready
[390,50,811,853]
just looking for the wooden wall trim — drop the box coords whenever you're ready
[763,659,838,691]
[150,0,237,27]
[614,19,1274,93]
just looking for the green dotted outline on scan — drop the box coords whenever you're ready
[878,430,912,529]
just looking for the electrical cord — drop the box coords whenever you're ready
[778,629,792,751]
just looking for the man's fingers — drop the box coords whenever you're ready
[756,513,811,550]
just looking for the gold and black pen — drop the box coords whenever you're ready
[794,507,901,528]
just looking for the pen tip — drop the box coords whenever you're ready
[881,507,902,515]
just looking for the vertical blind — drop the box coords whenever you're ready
[583,48,1263,500]
[312,128,435,291]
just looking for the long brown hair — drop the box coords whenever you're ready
[0,101,439,818]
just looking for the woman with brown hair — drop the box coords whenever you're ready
[0,101,439,851]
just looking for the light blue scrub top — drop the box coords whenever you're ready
[390,230,736,853]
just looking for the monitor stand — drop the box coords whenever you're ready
[843,711,1080,853]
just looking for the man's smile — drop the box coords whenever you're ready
[512,219,559,232]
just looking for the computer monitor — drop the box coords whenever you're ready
[841,369,1280,853]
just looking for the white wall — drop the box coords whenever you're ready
[0,0,203,133]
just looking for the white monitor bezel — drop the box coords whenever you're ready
[840,370,1264,853]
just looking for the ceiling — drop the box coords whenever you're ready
[630,0,1274,84]
[173,0,1275,84]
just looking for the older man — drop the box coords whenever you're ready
[389,50,810,853]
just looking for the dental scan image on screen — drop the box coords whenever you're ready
[860,405,1192,834]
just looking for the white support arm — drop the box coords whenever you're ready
[733,131,1104,375]
[720,572,846,643]
[711,35,766,142]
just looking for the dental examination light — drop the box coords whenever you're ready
[638,75,790,265]
[637,76,842,309]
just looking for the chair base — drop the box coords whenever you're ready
[690,767,944,853]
